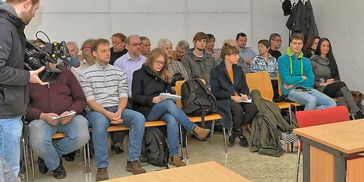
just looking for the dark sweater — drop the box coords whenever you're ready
[110,47,127,65]
[132,64,172,116]
[26,68,86,121]
[0,2,30,119]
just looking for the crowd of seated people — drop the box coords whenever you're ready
[23,31,364,181]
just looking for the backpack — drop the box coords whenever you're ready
[141,127,169,168]
[181,79,217,127]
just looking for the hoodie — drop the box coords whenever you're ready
[0,1,30,119]
[278,47,314,95]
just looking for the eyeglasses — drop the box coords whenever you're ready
[130,43,142,47]
[155,60,165,66]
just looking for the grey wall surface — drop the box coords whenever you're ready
[23,0,364,91]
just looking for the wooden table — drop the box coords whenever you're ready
[294,119,364,182]
[105,161,249,182]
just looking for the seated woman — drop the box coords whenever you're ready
[311,38,364,118]
[250,39,279,99]
[210,45,258,147]
[303,36,320,58]
[132,48,210,167]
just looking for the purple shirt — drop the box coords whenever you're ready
[114,53,146,97]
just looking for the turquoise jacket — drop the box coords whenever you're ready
[278,48,314,95]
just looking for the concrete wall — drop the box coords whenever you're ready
[23,0,364,91]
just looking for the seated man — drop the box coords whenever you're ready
[181,32,216,88]
[278,33,336,110]
[80,38,146,181]
[27,64,90,179]
[158,38,189,87]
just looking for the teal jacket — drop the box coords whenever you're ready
[278,48,314,95]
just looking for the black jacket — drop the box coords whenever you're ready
[210,61,249,128]
[132,64,172,117]
[0,2,30,119]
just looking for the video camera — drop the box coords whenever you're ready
[24,32,72,82]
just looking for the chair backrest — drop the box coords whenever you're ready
[296,106,350,128]
[277,73,283,96]
[245,72,274,101]
[175,80,184,108]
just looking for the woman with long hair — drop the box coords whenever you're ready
[303,36,320,58]
[132,48,210,167]
[311,38,364,118]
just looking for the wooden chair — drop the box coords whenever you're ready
[294,106,349,182]
[245,72,294,124]
[175,80,226,153]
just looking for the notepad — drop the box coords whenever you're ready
[159,93,181,101]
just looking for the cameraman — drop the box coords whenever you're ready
[0,0,47,177]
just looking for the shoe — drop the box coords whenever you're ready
[169,156,186,167]
[63,151,76,161]
[239,137,249,148]
[355,111,364,119]
[126,161,146,175]
[228,131,236,147]
[111,144,124,154]
[52,161,66,179]
[38,157,48,174]
[193,126,210,140]
[96,167,109,181]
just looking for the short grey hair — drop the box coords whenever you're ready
[158,38,172,49]
[176,40,189,51]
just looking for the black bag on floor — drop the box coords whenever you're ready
[181,79,217,127]
[141,128,169,168]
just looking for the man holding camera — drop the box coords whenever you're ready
[0,0,47,177]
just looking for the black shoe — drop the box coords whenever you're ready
[355,111,364,119]
[63,151,76,161]
[38,157,48,174]
[52,161,66,179]
[239,137,249,148]
[111,144,124,154]
[228,132,236,147]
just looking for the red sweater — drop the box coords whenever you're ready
[26,68,87,121]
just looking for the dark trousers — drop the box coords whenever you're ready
[230,101,258,131]
[323,81,346,97]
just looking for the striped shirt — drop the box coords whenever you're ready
[79,63,128,108]
[250,54,278,79]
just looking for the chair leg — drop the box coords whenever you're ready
[22,137,29,182]
[30,148,35,181]
[86,142,91,174]
[209,120,215,144]
[222,127,228,153]
[178,124,184,159]
[295,141,302,182]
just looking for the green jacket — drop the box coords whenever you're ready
[249,90,292,157]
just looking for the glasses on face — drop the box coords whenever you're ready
[155,60,165,66]
[130,43,142,47]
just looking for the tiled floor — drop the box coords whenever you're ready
[24,134,300,182]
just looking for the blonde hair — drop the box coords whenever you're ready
[146,48,172,82]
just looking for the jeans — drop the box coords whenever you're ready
[287,88,336,110]
[0,116,22,176]
[86,107,145,168]
[146,100,196,157]
[28,115,89,170]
